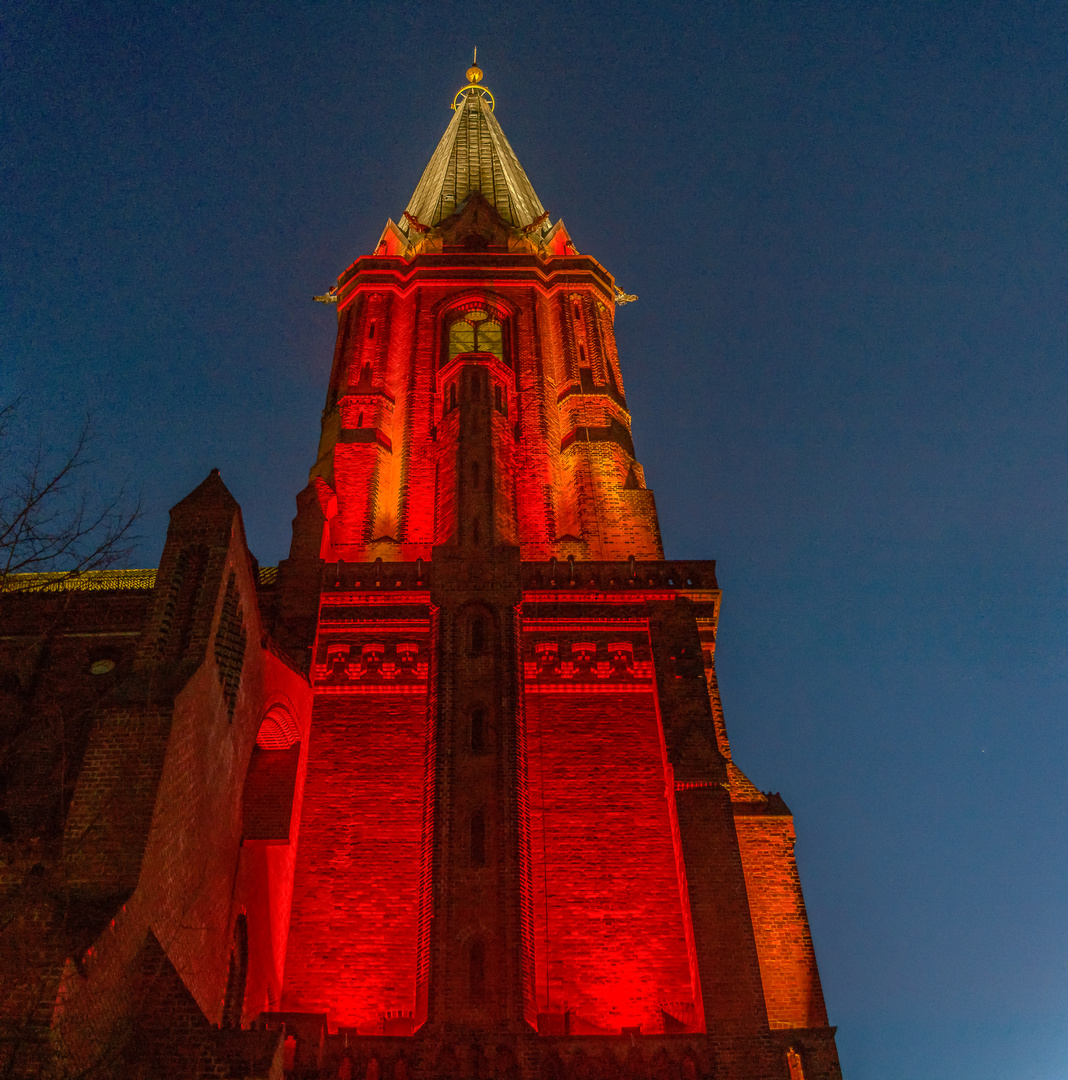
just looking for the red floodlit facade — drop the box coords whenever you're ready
[0,66,842,1080]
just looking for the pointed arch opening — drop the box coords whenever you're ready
[441,301,511,369]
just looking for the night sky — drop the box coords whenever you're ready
[3,3,1066,1078]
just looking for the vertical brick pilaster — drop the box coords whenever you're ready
[648,599,768,1035]
[427,546,525,1032]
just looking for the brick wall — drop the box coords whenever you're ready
[524,690,693,1033]
[734,807,829,1030]
[282,692,426,1029]
[311,255,662,566]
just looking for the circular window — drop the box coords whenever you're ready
[89,659,115,675]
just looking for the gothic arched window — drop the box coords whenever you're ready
[447,309,504,365]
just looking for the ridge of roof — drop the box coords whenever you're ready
[0,565,281,594]
[402,79,547,235]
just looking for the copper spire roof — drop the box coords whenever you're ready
[401,66,548,236]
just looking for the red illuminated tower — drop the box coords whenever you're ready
[264,63,843,1079]
[1,62,843,1080]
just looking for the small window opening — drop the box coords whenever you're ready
[471,707,485,754]
[362,363,372,384]
[786,1047,806,1080]
[579,343,587,366]
[470,614,485,655]
[357,412,364,428]
[449,383,456,411]
[469,940,485,1001]
[574,301,582,321]
[368,321,376,340]
[470,810,485,867]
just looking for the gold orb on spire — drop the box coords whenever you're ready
[452,48,494,111]
[467,46,483,84]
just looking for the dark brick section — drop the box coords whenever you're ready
[249,1028,841,1080]
[1,469,313,1078]
[426,545,528,1032]
[520,561,718,591]
[648,599,768,1037]
[216,571,249,720]
[559,420,635,458]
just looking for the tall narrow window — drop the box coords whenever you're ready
[579,343,587,366]
[449,384,456,411]
[470,810,485,867]
[357,412,364,428]
[368,321,376,340]
[469,940,485,1001]
[786,1048,806,1080]
[470,707,485,755]
[470,614,485,655]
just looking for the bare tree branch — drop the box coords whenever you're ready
[0,401,142,598]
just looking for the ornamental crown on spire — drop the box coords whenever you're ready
[375,58,575,259]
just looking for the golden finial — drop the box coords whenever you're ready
[466,47,483,85]
[452,48,494,111]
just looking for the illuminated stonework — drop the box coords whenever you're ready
[266,67,843,1078]
[0,67,843,1080]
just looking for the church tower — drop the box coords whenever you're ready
[0,62,843,1080]
[264,63,843,1079]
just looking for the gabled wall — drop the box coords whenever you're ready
[45,470,311,1072]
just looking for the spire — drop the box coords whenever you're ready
[402,57,548,236]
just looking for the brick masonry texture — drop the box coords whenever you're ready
[524,691,693,1033]
[0,120,842,1079]
[734,809,829,1030]
[281,693,426,1030]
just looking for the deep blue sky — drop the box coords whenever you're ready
[3,3,1066,1077]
